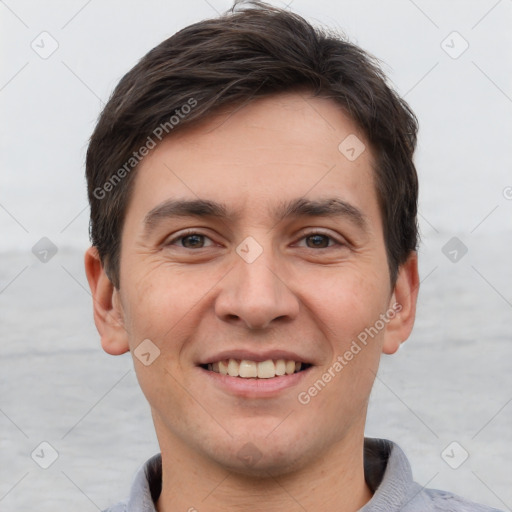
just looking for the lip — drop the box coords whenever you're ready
[198,364,312,398]
[197,349,310,366]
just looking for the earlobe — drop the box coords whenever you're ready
[382,252,419,355]
[84,246,130,355]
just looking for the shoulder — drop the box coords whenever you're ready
[362,438,503,512]
[404,484,503,512]
[101,453,161,512]
[102,503,127,512]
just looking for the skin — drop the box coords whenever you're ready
[85,92,419,512]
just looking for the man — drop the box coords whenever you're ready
[84,2,501,511]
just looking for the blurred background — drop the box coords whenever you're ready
[1,0,511,510]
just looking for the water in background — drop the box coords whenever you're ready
[1,231,511,511]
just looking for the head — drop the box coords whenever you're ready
[85,1,419,477]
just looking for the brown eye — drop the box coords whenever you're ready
[305,234,331,248]
[166,231,216,250]
[180,234,206,248]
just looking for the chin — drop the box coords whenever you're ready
[208,436,314,478]
[220,452,305,478]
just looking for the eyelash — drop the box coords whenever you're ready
[166,230,344,249]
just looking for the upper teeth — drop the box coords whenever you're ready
[207,359,302,379]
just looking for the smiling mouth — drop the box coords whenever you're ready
[200,359,312,379]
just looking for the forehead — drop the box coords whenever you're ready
[127,92,379,225]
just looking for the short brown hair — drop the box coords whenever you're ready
[86,0,418,289]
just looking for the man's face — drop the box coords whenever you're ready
[102,93,415,475]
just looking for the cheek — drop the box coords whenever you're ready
[297,265,389,401]
[121,259,212,341]
[121,267,202,421]
[299,264,389,339]
[299,275,386,432]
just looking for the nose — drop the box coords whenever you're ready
[214,248,300,330]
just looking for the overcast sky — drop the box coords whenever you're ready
[1,0,511,252]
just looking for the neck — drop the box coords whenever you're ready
[156,430,372,512]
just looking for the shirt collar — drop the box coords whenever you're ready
[125,438,415,512]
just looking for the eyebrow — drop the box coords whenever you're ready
[143,199,230,234]
[274,198,368,230]
[142,197,368,235]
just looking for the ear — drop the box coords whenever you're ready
[84,246,130,355]
[382,252,419,355]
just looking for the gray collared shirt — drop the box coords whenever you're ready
[103,438,502,511]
